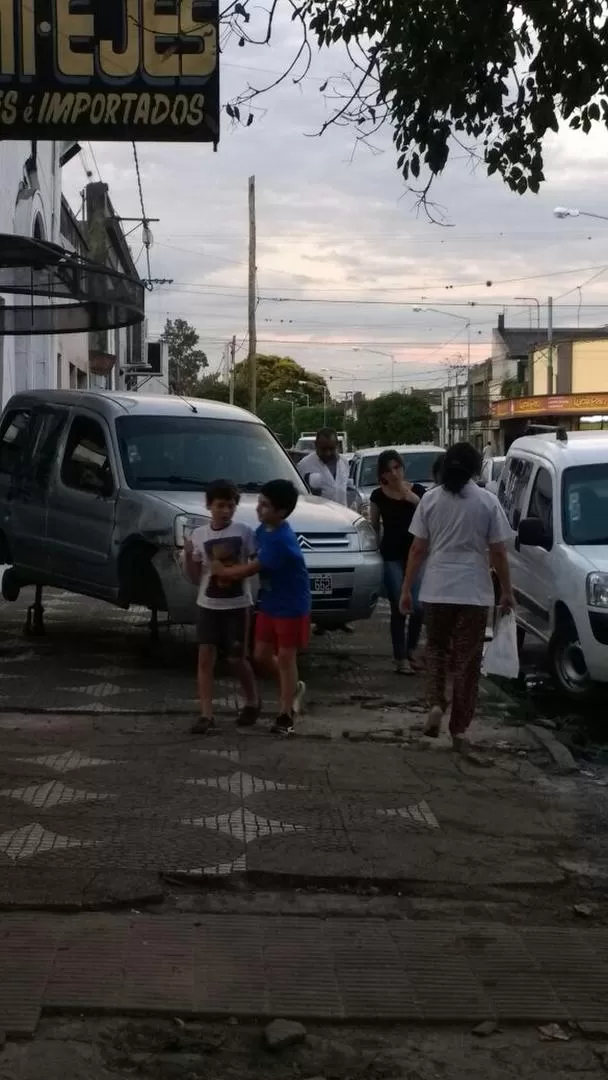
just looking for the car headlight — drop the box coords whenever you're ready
[174,513,207,548]
[355,517,378,552]
[587,572,608,608]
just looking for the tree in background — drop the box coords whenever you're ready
[193,374,230,403]
[226,0,607,212]
[233,354,327,408]
[348,393,437,448]
[161,318,208,396]
[261,400,346,446]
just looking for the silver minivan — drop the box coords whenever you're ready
[0,390,382,628]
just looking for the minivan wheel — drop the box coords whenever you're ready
[119,546,166,612]
[549,616,594,699]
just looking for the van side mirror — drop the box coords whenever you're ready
[518,516,550,550]
[347,478,356,491]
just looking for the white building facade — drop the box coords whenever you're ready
[0,139,62,407]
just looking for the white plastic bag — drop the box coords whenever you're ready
[482,612,519,679]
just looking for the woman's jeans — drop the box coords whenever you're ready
[383,560,423,661]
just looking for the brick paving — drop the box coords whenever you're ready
[0,589,394,714]
[0,718,575,903]
[3,912,608,1035]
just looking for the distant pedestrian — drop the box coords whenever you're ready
[212,479,310,736]
[369,450,425,675]
[400,443,514,752]
[183,479,259,736]
[298,427,349,506]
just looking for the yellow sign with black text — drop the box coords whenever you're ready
[0,0,219,141]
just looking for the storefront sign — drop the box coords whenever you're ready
[0,0,219,142]
[492,392,608,419]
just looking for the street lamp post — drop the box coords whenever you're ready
[554,206,608,222]
[413,308,472,438]
[273,396,296,446]
[352,347,396,390]
[514,296,541,331]
[295,382,311,407]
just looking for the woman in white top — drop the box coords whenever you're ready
[400,443,514,751]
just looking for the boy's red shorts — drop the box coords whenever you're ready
[255,612,311,651]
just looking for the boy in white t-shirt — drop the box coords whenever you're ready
[183,479,259,735]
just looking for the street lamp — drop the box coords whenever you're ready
[514,296,541,331]
[413,308,472,437]
[554,206,608,222]
[273,396,297,446]
[352,347,396,391]
[298,379,330,422]
[294,383,311,407]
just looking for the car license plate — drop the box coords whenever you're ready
[311,574,333,596]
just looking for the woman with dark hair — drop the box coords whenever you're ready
[400,442,514,750]
[369,449,426,674]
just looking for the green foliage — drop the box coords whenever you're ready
[259,399,345,446]
[193,374,231,403]
[161,318,208,396]
[501,376,525,399]
[233,354,327,409]
[297,0,608,196]
[348,392,437,448]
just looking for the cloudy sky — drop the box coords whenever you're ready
[62,6,608,399]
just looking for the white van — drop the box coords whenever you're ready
[498,430,608,698]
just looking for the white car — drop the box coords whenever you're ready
[498,430,608,698]
[480,455,506,494]
[349,444,445,515]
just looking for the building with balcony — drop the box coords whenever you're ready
[0,140,63,406]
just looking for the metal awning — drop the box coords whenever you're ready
[0,234,145,335]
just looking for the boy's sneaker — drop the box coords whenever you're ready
[237,704,260,728]
[271,712,295,736]
[191,716,217,735]
[293,680,306,716]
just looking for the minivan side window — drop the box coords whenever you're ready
[527,466,554,546]
[30,408,68,488]
[61,416,114,496]
[0,410,30,475]
[498,456,533,529]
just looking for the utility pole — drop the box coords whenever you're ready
[547,295,554,395]
[466,322,472,441]
[229,334,236,405]
[248,175,257,414]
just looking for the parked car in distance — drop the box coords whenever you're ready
[295,430,349,454]
[349,444,445,515]
[480,455,506,493]
[498,430,608,699]
[0,391,382,629]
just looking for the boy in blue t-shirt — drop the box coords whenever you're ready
[211,479,311,736]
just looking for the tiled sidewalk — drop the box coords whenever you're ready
[2,912,608,1035]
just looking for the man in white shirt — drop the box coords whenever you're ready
[297,428,349,506]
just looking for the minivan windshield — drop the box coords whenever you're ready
[116,415,307,493]
[359,451,440,488]
[562,464,608,545]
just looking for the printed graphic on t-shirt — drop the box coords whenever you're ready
[204,535,245,600]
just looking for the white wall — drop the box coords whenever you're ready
[0,141,61,407]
